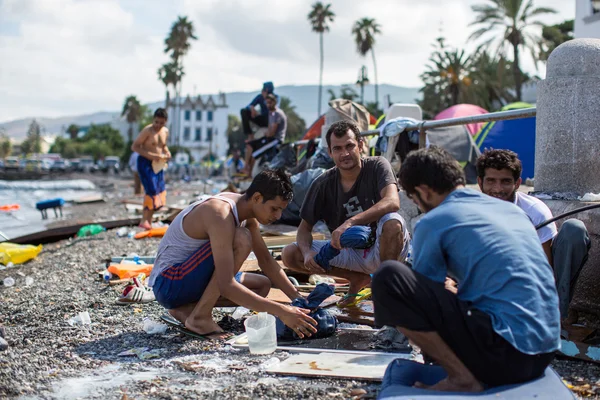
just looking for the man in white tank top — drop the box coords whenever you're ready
[149,170,317,339]
[477,150,590,325]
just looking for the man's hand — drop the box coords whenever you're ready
[331,220,353,250]
[444,277,457,294]
[303,250,325,274]
[250,107,258,118]
[278,306,318,338]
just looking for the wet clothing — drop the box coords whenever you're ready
[373,262,555,387]
[137,155,166,211]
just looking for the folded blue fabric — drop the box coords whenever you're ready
[314,226,373,271]
[276,283,337,340]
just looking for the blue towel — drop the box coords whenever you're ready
[276,283,337,340]
[314,226,373,271]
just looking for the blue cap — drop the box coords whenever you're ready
[262,81,274,94]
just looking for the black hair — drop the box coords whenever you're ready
[154,108,168,120]
[476,149,522,181]
[245,169,293,202]
[399,146,466,195]
[266,93,277,102]
[325,120,362,149]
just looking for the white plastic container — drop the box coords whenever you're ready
[244,312,277,355]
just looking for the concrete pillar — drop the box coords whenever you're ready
[535,38,600,194]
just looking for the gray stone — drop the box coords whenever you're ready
[535,38,600,194]
[0,336,8,351]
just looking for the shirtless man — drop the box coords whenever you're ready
[132,108,171,229]
[148,169,318,339]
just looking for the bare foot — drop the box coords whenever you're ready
[415,377,484,392]
[185,316,231,340]
[168,309,191,325]
[337,274,371,307]
[138,221,152,230]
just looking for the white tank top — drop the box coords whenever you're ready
[148,193,242,286]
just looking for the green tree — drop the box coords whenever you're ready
[121,95,142,142]
[308,2,335,117]
[67,124,79,140]
[469,0,556,100]
[138,104,154,131]
[352,18,382,108]
[21,119,42,155]
[82,124,125,155]
[49,137,84,159]
[538,19,573,61]
[279,96,307,143]
[0,135,11,158]
[470,51,517,110]
[226,114,245,155]
[157,61,183,110]
[82,140,114,161]
[328,85,359,102]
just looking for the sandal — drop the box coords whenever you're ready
[160,314,234,341]
[337,288,372,308]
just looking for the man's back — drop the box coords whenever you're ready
[412,188,560,354]
[270,107,287,142]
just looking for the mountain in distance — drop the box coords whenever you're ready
[0,84,421,140]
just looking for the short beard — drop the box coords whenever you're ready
[414,191,434,213]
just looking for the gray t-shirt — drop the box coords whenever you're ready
[269,108,287,142]
[300,157,398,232]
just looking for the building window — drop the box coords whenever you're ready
[184,110,190,121]
[184,127,190,141]
[207,111,213,122]
[196,110,202,121]
[195,128,201,141]
[593,0,600,14]
[206,127,213,142]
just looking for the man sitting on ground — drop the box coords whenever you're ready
[476,149,590,325]
[243,93,287,176]
[282,120,410,307]
[148,170,317,339]
[240,81,275,140]
[372,147,560,392]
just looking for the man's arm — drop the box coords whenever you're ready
[542,240,554,268]
[246,219,302,300]
[331,184,399,249]
[206,209,317,336]
[296,219,324,273]
[131,127,162,161]
[162,129,171,160]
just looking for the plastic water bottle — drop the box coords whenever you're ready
[116,227,128,237]
[102,270,113,282]
[3,277,15,287]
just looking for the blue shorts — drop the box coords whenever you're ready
[153,242,243,309]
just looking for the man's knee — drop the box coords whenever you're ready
[282,244,302,269]
[372,260,410,294]
[560,219,589,241]
[381,218,402,237]
[233,227,252,252]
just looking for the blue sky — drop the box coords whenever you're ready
[0,0,575,123]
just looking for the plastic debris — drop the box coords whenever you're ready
[259,357,280,370]
[231,307,251,320]
[142,318,168,335]
[0,243,43,265]
[25,277,34,286]
[76,224,105,237]
[116,227,129,237]
[580,193,600,202]
[68,311,91,326]
[308,275,336,285]
[118,347,162,360]
[2,277,15,287]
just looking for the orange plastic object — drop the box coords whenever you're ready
[0,204,20,212]
[107,263,154,279]
[134,226,168,240]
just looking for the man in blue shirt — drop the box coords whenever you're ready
[240,81,275,140]
[372,147,560,392]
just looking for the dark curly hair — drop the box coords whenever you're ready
[325,120,362,149]
[245,169,293,202]
[399,146,466,195]
[476,149,522,181]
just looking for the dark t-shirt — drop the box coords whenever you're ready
[300,156,398,232]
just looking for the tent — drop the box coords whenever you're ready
[473,102,536,180]
[427,125,481,184]
[434,104,489,136]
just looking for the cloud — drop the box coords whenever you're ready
[0,0,575,125]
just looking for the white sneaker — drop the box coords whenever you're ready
[115,277,155,305]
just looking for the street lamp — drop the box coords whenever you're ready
[356,65,369,105]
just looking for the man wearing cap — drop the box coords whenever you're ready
[240,82,275,140]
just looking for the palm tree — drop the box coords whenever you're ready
[352,18,381,108]
[308,2,335,117]
[470,51,516,110]
[157,61,183,108]
[469,0,556,101]
[278,96,307,143]
[67,124,79,140]
[164,16,197,145]
[121,96,142,142]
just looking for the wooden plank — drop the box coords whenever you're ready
[72,194,105,204]
[262,233,325,247]
[329,301,375,327]
[266,352,403,381]
[266,288,340,307]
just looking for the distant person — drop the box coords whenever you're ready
[226,149,245,177]
[132,108,171,230]
[128,152,142,195]
[240,81,275,140]
[243,94,287,176]
[373,147,559,392]
[476,149,590,325]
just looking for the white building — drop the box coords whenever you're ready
[575,0,600,38]
[167,93,229,162]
